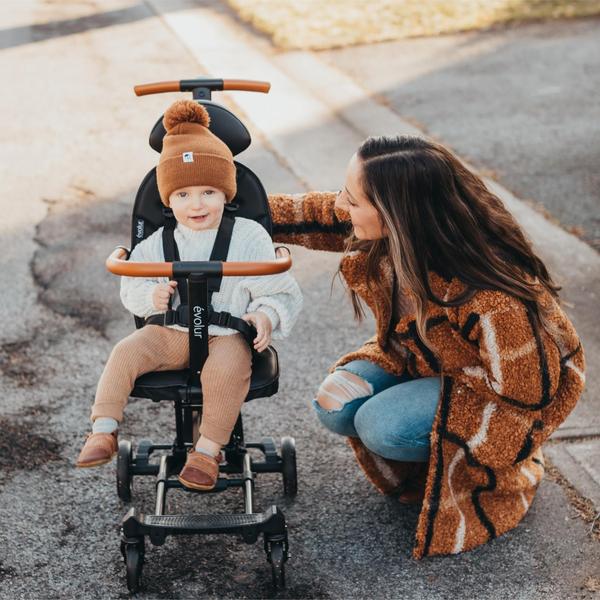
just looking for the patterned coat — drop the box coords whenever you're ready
[268,191,585,558]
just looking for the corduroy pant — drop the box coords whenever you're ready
[90,325,252,445]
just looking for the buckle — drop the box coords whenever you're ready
[163,306,189,327]
[174,304,189,326]
[163,310,176,326]
[214,311,232,328]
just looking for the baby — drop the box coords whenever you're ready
[76,100,302,490]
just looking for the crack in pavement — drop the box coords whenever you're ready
[30,189,130,339]
[545,458,600,544]
[0,416,63,483]
[0,340,40,387]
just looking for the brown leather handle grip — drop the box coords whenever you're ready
[221,255,290,276]
[222,79,270,93]
[134,79,270,97]
[107,247,174,277]
[106,247,291,277]
[134,81,181,96]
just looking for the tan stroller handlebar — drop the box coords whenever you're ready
[134,79,271,97]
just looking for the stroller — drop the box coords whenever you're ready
[105,77,297,593]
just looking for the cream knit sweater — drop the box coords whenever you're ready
[120,217,302,338]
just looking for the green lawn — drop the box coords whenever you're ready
[226,0,600,50]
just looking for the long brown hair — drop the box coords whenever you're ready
[345,135,560,348]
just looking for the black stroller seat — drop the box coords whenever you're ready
[106,78,295,594]
[132,345,279,402]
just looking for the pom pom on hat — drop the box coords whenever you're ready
[163,99,210,132]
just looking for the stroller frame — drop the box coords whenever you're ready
[113,78,295,593]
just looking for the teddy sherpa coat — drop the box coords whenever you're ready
[268,191,585,559]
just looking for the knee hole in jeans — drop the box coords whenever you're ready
[315,370,373,411]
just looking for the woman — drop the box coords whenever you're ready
[268,136,585,559]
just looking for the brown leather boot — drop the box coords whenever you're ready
[178,450,220,491]
[76,431,118,468]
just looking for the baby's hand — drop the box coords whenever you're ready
[241,311,272,353]
[152,280,178,311]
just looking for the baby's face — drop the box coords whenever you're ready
[169,185,226,231]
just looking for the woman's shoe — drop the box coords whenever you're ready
[397,485,426,505]
[178,450,220,491]
[397,462,428,505]
[76,431,118,467]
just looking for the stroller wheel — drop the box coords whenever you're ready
[117,440,133,502]
[266,539,286,590]
[123,537,145,593]
[280,437,297,498]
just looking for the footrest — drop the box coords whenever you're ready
[121,505,286,545]
[144,512,266,533]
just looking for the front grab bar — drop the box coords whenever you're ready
[106,247,292,278]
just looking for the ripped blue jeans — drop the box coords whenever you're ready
[312,360,441,462]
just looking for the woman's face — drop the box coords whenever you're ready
[335,153,386,240]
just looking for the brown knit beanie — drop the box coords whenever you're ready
[156,100,237,205]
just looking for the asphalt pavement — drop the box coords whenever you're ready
[0,1,599,598]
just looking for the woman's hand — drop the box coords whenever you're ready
[241,311,272,352]
[152,280,178,311]
[275,246,291,259]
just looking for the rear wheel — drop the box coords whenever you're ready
[117,440,133,502]
[280,437,297,497]
[269,542,285,589]
[265,535,287,590]
[122,538,144,593]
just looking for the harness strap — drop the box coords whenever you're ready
[162,213,186,307]
[147,208,256,346]
[145,309,256,345]
[162,208,236,308]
